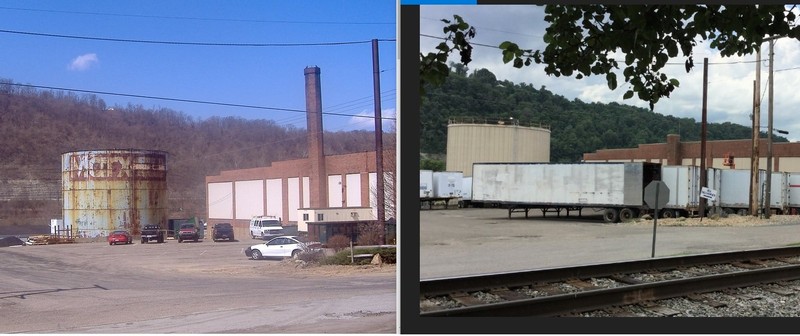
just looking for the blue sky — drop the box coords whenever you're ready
[0,0,396,132]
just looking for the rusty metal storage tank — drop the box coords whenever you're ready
[446,117,550,176]
[62,149,168,238]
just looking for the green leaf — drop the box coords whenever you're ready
[669,78,680,87]
[502,50,514,64]
[623,90,634,99]
[606,72,618,90]
[499,41,513,49]
[543,32,552,44]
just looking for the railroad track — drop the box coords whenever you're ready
[420,246,800,317]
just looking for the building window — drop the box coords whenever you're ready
[317,213,324,221]
[303,213,309,221]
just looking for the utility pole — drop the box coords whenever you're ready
[750,49,762,216]
[700,58,709,217]
[372,39,386,244]
[765,38,776,219]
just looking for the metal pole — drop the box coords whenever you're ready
[750,50,762,216]
[765,38,775,219]
[651,184,659,258]
[699,58,708,217]
[372,39,386,244]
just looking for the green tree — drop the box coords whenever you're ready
[422,5,800,110]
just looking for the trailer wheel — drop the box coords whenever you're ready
[619,208,635,222]
[723,208,734,215]
[661,209,675,218]
[603,208,619,223]
[736,209,748,216]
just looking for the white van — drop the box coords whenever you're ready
[249,216,283,239]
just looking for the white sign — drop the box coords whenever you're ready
[700,187,717,201]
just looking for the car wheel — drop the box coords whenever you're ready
[251,249,262,260]
[178,238,183,243]
[109,242,113,245]
[291,250,300,259]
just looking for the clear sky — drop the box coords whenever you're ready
[0,0,396,133]
[420,5,800,142]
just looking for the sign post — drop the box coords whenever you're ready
[644,181,669,258]
[700,187,718,221]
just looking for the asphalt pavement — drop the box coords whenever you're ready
[420,208,800,279]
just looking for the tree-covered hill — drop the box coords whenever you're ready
[0,78,393,233]
[421,66,783,163]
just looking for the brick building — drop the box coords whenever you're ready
[583,134,800,172]
[205,149,394,238]
[204,66,395,241]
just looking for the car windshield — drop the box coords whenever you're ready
[111,231,126,235]
[180,224,195,229]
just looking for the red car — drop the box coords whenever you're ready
[108,230,133,245]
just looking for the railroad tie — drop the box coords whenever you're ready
[687,294,728,308]
[490,288,529,301]
[608,274,645,285]
[565,278,599,290]
[449,292,487,307]
[644,305,681,317]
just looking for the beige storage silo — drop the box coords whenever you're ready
[446,118,550,176]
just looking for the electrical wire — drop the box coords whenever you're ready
[7,83,396,120]
[0,6,395,25]
[0,29,395,47]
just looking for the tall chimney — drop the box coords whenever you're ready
[304,66,327,208]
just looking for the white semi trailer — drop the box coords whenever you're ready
[472,162,662,223]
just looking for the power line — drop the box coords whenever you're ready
[0,29,395,47]
[0,6,395,25]
[7,83,396,120]
[422,34,767,66]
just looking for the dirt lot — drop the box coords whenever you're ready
[0,238,396,333]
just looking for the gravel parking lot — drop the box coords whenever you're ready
[420,208,800,279]
[0,238,396,333]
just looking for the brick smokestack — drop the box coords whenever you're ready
[304,66,327,208]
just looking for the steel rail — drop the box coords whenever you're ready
[421,263,800,317]
[420,246,800,296]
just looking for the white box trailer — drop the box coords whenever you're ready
[788,172,800,212]
[458,176,473,208]
[432,171,463,198]
[472,162,661,222]
[713,168,788,215]
[420,170,433,198]
[660,165,701,218]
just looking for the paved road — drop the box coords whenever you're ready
[420,208,800,279]
[0,239,395,333]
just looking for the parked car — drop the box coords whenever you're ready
[212,223,234,242]
[108,230,132,245]
[140,224,165,244]
[177,223,200,243]
[244,236,320,260]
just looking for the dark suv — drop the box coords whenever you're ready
[140,224,165,244]
[177,223,200,243]
[212,223,235,242]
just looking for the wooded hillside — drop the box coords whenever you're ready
[0,78,393,234]
[421,66,785,163]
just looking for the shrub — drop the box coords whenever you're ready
[321,247,397,265]
[326,234,351,252]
